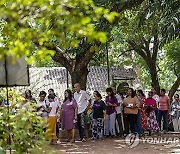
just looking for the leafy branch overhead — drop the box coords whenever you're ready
[0,0,119,62]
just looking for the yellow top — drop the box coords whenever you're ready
[123,96,140,114]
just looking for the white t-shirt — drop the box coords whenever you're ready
[37,100,48,117]
[49,101,58,116]
[45,96,60,107]
[115,94,123,114]
[153,94,160,108]
[74,90,91,114]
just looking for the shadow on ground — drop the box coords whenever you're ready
[53,133,180,154]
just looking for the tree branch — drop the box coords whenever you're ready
[141,37,151,58]
[128,39,149,63]
[77,42,101,69]
[118,48,135,58]
[168,76,180,99]
[113,0,145,13]
[49,46,73,71]
[152,33,159,61]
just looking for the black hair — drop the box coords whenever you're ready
[137,89,145,97]
[119,93,124,99]
[94,91,102,99]
[64,89,73,102]
[160,89,166,93]
[106,88,115,97]
[148,91,153,95]
[94,91,99,94]
[48,94,55,100]
[174,94,179,98]
[25,89,32,98]
[128,88,136,98]
[39,91,47,97]
[48,88,57,96]
[48,88,54,92]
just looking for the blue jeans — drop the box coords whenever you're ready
[155,109,159,122]
[104,112,116,136]
[135,110,143,134]
[158,110,168,131]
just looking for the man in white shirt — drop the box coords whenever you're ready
[74,83,91,142]
[112,87,124,137]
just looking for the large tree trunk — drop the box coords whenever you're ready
[70,67,89,90]
[168,77,180,100]
[147,62,160,95]
[52,46,94,90]
[44,0,145,91]
[128,35,161,94]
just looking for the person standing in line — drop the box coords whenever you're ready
[37,91,48,132]
[151,88,160,122]
[90,91,98,132]
[74,83,91,142]
[171,94,180,132]
[145,91,159,136]
[158,89,170,132]
[123,88,140,134]
[61,89,78,143]
[92,91,106,140]
[136,90,147,135]
[25,90,36,103]
[45,94,58,144]
[104,88,118,138]
[47,89,60,140]
[112,87,124,137]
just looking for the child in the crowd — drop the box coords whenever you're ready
[45,94,58,144]
[47,89,60,139]
[37,91,48,132]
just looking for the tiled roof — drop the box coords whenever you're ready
[18,66,137,99]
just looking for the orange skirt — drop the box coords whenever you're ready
[45,116,57,141]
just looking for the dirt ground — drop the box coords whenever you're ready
[53,133,180,154]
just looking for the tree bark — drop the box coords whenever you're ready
[70,67,89,90]
[147,61,160,94]
[128,38,160,94]
[168,77,180,99]
[49,0,146,90]
[52,45,94,90]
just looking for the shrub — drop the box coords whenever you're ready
[0,89,45,153]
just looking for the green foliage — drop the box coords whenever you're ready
[0,0,118,64]
[164,38,180,77]
[139,0,180,44]
[0,89,46,153]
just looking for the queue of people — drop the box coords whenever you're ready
[20,84,180,144]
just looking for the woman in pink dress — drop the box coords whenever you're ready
[145,91,159,136]
[61,89,78,143]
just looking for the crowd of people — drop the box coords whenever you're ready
[18,84,180,144]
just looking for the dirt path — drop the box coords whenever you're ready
[53,133,180,154]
